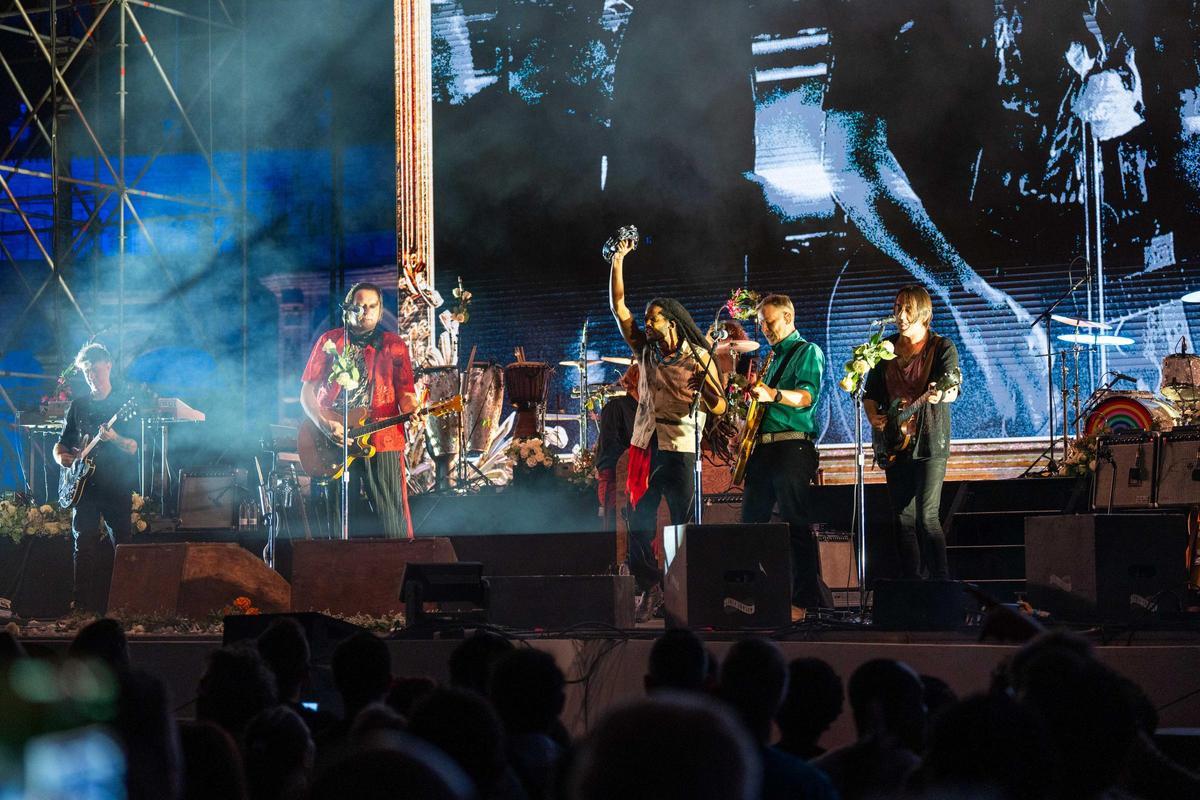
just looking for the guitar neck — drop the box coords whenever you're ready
[352,411,413,437]
[78,406,124,459]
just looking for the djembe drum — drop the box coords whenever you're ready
[464,364,505,454]
[504,361,550,439]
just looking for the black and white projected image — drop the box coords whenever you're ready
[429,1,1200,445]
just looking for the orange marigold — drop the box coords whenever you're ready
[247,607,261,615]
[233,596,252,611]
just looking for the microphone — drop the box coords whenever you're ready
[710,327,730,342]
[870,315,897,327]
[1109,372,1137,385]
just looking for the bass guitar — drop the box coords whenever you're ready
[298,396,463,480]
[731,350,775,485]
[872,368,962,469]
[58,397,140,509]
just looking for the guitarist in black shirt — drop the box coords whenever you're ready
[53,343,139,613]
[863,286,960,580]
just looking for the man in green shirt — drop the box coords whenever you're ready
[741,294,831,610]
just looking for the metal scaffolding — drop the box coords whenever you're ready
[0,0,247,417]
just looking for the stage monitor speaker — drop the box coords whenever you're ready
[178,468,246,530]
[486,574,635,629]
[1156,428,1200,508]
[663,523,791,629]
[1092,433,1157,511]
[872,579,971,631]
[1025,513,1188,620]
[447,532,615,576]
[107,543,290,618]
[399,562,487,623]
[290,538,457,616]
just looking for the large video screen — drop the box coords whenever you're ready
[430,1,1199,444]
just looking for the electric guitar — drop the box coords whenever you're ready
[731,350,776,485]
[58,397,139,509]
[298,396,463,480]
[872,368,962,470]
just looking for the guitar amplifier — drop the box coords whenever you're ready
[1092,432,1157,511]
[178,468,246,530]
[1156,427,1200,508]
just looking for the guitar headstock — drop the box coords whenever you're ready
[428,395,464,417]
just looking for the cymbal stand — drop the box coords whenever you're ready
[578,319,591,452]
[1060,359,1070,459]
[1027,272,1089,475]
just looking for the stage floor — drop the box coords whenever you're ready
[20,621,1200,751]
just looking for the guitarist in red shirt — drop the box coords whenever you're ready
[300,282,418,538]
[54,343,139,613]
[864,285,961,580]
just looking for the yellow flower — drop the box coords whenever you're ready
[839,375,857,393]
[880,340,895,353]
[38,504,54,515]
[136,520,148,533]
[335,373,359,390]
[852,359,870,375]
[322,339,338,355]
[131,493,145,511]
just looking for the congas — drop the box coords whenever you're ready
[419,365,461,457]
[505,361,550,438]
[1161,352,1200,403]
[1083,390,1178,435]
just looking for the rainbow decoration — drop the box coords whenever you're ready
[1084,396,1156,435]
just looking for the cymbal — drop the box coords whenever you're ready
[714,340,760,355]
[1058,333,1135,347]
[1183,290,1200,303]
[558,359,601,368]
[601,355,633,366]
[1051,313,1111,330]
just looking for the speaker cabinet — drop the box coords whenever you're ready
[663,523,792,629]
[108,543,290,618]
[487,574,635,629]
[290,538,457,616]
[1156,428,1200,508]
[1092,433,1157,510]
[1025,513,1188,620]
[872,579,971,630]
[178,468,246,530]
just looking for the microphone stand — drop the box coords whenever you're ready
[340,311,351,541]
[855,319,891,616]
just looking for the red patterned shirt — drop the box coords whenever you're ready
[301,328,416,453]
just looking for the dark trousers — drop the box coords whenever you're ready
[628,447,695,592]
[741,439,830,608]
[72,482,133,613]
[885,456,949,579]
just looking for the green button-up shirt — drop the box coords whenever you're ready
[760,330,823,434]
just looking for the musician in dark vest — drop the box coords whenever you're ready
[863,284,960,580]
[609,239,726,620]
[301,281,418,538]
[741,294,830,611]
[54,343,139,613]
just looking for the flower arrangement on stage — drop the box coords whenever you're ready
[839,333,896,394]
[221,595,261,616]
[0,494,70,544]
[322,339,361,391]
[507,437,556,475]
[1062,432,1102,477]
[725,288,761,321]
[130,492,150,534]
[568,447,598,490]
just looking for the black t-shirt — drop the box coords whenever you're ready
[595,394,637,472]
[863,333,959,460]
[57,387,139,492]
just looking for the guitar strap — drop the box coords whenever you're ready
[765,338,805,391]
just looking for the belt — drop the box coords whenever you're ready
[757,430,814,445]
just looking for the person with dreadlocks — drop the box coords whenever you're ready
[609,239,726,621]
